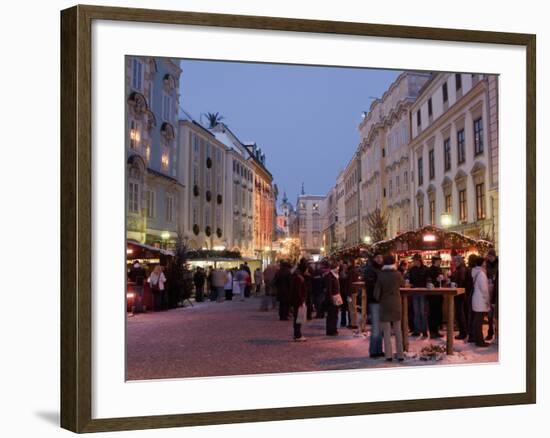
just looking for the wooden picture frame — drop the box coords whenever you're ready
[60,4,536,433]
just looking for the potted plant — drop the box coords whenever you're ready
[217,194,222,204]
[206,190,212,202]
[192,224,199,235]
[193,185,199,197]
[216,228,222,238]
[205,226,212,237]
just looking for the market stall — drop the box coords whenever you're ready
[126,240,174,312]
[369,225,493,271]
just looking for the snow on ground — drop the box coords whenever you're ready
[126,296,498,380]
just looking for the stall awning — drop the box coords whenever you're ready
[127,240,174,259]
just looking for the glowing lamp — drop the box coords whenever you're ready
[364,235,372,244]
[161,231,170,241]
[423,234,436,242]
[440,212,453,228]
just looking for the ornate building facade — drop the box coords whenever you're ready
[125,56,182,248]
[358,72,431,241]
[410,73,497,240]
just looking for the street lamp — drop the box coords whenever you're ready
[440,212,453,228]
[160,231,170,249]
[364,235,372,244]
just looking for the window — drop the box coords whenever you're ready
[313,203,319,211]
[455,73,462,91]
[312,213,320,231]
[131,58,143,90]
[418,157,424,186]
[161,153,169,171]
[457,129,466,164]
[428,98,433,117]
[444,138,451,171]
[474,117,484,155]
[145,190,155,218]
[128,182,139,213]
[416,110,421,127]
[165,196,174,222]
[476,183,486,220]
[389,179,393,198]
[382,147,386,158]
[396,175,400,194]
[404,171,409,190]
[429,199,435,225]
[162,94,172,121]
[418,204,424,227]
[445,194,452,213]
[428,149,435,180]
[459,189,467,222]
[383,188,387,198]
[129,120,140,149]
[192,205,198,226]
[442,82,448,103]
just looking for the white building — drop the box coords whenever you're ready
[358,72,431,241]
[211,123,256,257]
[410,72,497,239]
[177,119,227,251]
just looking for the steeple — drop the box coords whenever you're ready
[301,182,305,195]
[282,191,288,204]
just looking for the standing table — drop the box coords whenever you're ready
[399,287,465,355]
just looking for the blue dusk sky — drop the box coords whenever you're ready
[179,59,401,205]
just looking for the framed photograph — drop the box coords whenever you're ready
[60,4,536,433]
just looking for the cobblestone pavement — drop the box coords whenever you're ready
[126,296,498,380]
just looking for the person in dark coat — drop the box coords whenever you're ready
[299,258,313,320]
[374,254,405,362]
[408,253,428,337]
[338,261,349,327]
[485,249,498,341]
[325,261,341,336]
[311,263,325,318]
[465,254,478,342]
[427,255,444,338]
[363,252,384,357]
[290,263,307,341]
[346,260,361,329]
[274,261,292,321]
[193,268,206,302]
[451,255,468,339]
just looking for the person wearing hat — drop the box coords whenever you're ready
[427,254,444,338]
[363,252,384,357]
[408,253,429,337]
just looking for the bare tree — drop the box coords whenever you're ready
[365,207,389,243]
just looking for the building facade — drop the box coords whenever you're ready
[245,142,275,261]
[212,123,257,258]
[126,56,182,248]
[410,72,497,240]
[343,154,361,246]
[358,72,431,241]
[177,119,227,251]
[296,194,325,257]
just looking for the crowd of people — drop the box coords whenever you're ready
[261,248,498,361]
[128,247,498,362]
